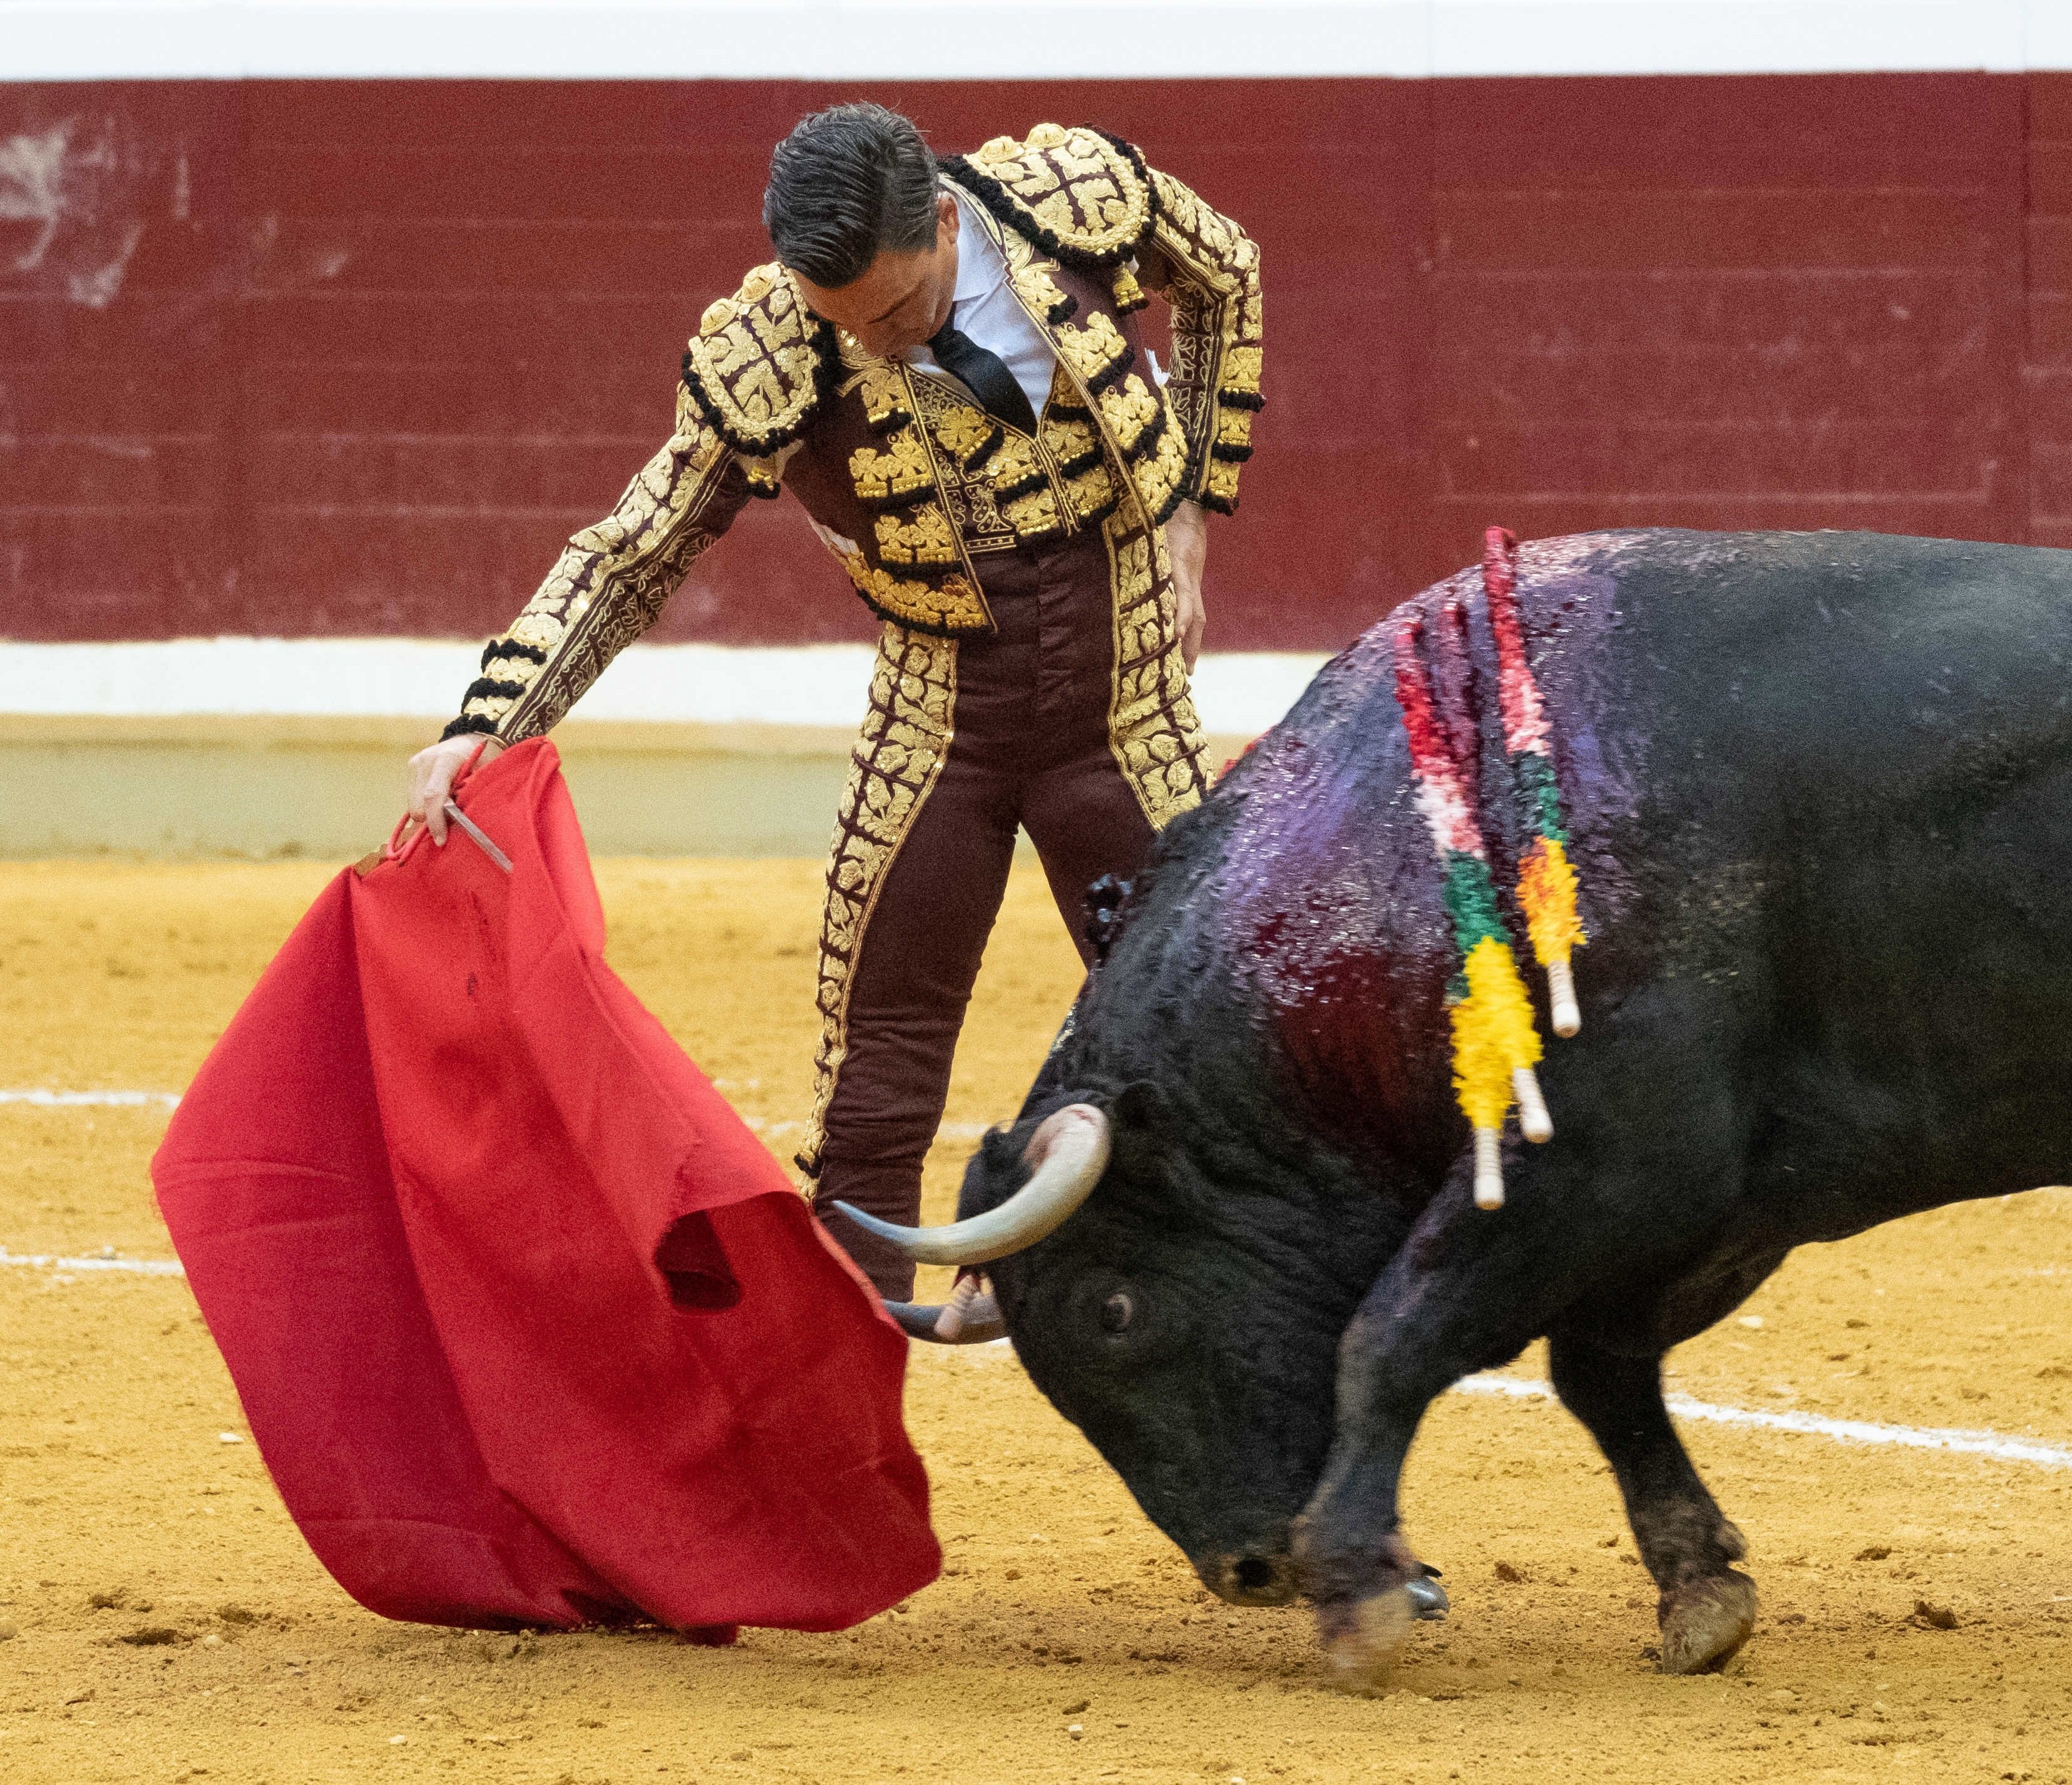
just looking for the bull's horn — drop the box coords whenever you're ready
[831,1102,1111,1267]
[880,1287,1007,1345]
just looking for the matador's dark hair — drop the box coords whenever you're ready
[763,102,940,289]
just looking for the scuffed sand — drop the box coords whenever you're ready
[2,860,2068,1784]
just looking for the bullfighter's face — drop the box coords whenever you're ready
[791,190,962,360]
[964,1089,1382,1608]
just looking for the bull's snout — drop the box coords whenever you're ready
[1199,1548,1300,1607]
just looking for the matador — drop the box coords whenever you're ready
[406,105,1264,1301]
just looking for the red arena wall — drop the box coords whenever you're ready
[4,73,2069,653]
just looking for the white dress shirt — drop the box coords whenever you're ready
[905,186,1060,422]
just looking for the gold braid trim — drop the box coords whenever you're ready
[940,123,1157,274]
[929,401,1003,471]
[1052,310,1134,396]
[1129,396,1191,527]
[450,384,746,742]
[839,547,990,634]
[849,424,935,507]
[1000,484,1067,544]
[874,503,959,568]
[1008,258,1077,329]
[1141,167,1264,514]
[856,363,913,433]
[1099,372,1163,458]
[1061,459,1122,526]
[1040,406,1102,476]
[680,263,836,462]
[798,627,958,1179]
[982,432,1046,503]
[1104,512,1211,828]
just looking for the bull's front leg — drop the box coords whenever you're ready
[1547,1329,1756,1673]
[1291,1155,1579,1694]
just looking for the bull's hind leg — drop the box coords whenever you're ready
[1547,1329,1756,1673]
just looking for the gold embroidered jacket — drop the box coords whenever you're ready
[446,123,1264,746]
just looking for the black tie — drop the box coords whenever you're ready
[928,320,1039,435]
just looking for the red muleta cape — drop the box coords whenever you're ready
[152,740,938,1635]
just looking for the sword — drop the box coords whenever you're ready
[441,800,513,875]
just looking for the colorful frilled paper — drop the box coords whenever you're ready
[1392,528,1586,1209]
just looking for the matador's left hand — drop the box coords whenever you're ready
[1166,499,1208,672]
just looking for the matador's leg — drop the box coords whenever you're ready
[1019,753,1159,960]
[798,633,1020,1300]
[1019,509,1213,949]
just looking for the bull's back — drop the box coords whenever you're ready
[1182,529,2072,1225]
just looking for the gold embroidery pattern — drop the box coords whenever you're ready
[1128,394,1191,527]
[1040,407,1102,476]
[1008,258,1076,327]
[874,503,958,568]
[1104,513,1210,829]
[944,124,1157,272]
[841,550,990,634]
[1052,310,1132,394]
[906,372,1019,552]
[1109,263,1148,314]
[930,401,1003,471]
[983,432,1046,502]
[1220,344,1264,397]
[1204,456,1244,509]
[1098,372,1162,458]
[681,263,834,456]
[453,391,745,742]
[849,427,934,506]
[1062,460,1121,526]
[1141,168,1264,514]
[798,626,958,1179]
[857,363,913,432]
[1000,485,1067,544]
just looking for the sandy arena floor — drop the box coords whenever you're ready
[2,857,2069,1785]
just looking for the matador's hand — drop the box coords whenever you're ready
[404,734,505,845]
[1165,499,1209,672]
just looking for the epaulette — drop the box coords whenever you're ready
[680,263,838,484]
[940,124,1159,275]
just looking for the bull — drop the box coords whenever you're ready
[837,528,2072,1692]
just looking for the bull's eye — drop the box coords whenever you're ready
[1099,1291,1134,1335]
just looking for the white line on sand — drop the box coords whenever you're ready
[1454,1373,2072,1470]
[1,1247,187,1277]
[8,1235,2067,1470]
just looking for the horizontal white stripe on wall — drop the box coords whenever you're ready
[0,638,1331,739]
[4,0,2068,81]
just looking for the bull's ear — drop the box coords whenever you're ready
[1110,1080,1169,1137]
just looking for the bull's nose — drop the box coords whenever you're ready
[1203,1550,1299,1607]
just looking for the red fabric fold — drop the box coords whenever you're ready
[153,739,939,1634]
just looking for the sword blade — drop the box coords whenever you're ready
[441,800,513,874]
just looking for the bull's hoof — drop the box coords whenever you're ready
[1406,1571,1449,1620]
[1316,1588,1416,1696]
[1659,1570,1757,1674]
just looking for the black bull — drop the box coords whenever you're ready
[929,528,2072,1690]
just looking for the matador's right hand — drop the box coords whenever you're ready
[404,734,505,845]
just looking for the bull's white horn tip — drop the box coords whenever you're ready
[1546,960,1581,1038]
[934,1274,982,1341]
[1511,1066,1553,1143]
[1472,1127,1505,1210]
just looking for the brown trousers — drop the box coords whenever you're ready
[811,528,1162,1299]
